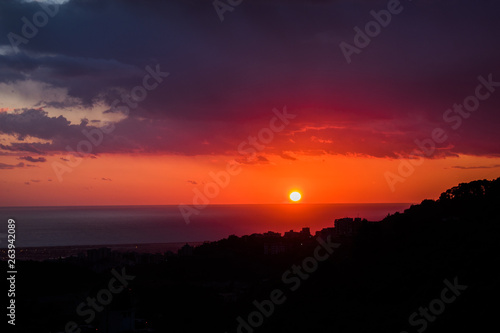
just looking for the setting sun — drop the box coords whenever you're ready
[290,191,302,202]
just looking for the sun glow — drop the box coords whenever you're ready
[289,191,301,202]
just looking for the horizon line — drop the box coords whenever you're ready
[0,202,416,209]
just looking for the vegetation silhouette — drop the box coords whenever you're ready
[2,177,499,332]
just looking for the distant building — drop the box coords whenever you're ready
[334,217,363,236]
[284,229,301,239]
[263,231,281,238]
[178,243,194,256]
[300,227,311,238]
[315,227,335,239]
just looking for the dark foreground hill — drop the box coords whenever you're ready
[265,177,500,333]
[3,177,499,333]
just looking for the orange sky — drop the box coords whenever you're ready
[1,0,500,207]
[1,152,499,206]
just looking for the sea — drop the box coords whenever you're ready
[0,203,412,248]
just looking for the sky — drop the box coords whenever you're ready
[0,0,499,206]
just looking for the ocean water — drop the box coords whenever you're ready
[0,203,412,248]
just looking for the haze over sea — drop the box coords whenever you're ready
[1,203,412,247]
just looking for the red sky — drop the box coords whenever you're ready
[1,0,500,206]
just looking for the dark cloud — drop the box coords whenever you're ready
[0,0,499,158]
[235,155,271,165]
[0,143,45,155]
[280,152,298,161]
[0,162,24,169]
[0,108,72,140]
[19,156,47,163]
[451,165,500,170]
[0,52,145,106]
[1,105,500,159]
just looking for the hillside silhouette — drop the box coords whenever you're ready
[3,177,499,333]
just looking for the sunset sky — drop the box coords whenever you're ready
[1,0,500,207]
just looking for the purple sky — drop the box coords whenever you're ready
[0,0,499,159]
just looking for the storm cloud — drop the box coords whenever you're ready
[0,0,499,159]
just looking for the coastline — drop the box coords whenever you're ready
[0,241,206,261]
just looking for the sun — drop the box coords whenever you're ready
[289,191,301,202]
